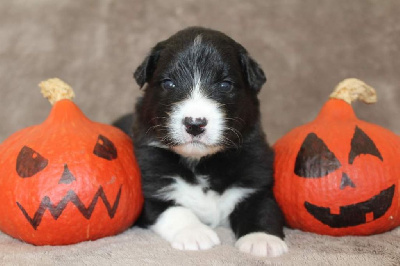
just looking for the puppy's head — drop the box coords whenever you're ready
[134,27,266,158]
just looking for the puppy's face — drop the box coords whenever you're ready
[134,27,266,158]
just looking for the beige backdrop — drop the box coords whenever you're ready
[0,0,399,144]
[0,1,399,265]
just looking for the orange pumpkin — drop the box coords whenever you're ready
[273,78,400,236]
[0,78,143,245]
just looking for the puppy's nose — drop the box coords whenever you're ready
[183,117,208,136]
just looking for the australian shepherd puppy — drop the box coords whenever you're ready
[115,27,288,257]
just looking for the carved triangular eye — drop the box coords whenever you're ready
[348,126,383,164]
[295,133,341,178]
[93,135,117,160]
[16,146,48,178]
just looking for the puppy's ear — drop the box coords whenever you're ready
[239,50,266,93]
[134,43,164,88]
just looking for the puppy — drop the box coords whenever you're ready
[115,27,288,257]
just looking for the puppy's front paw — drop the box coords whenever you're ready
[235,232,288,257]
[171,224,221,251]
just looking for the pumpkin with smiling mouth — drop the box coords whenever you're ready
[273,79,400,236]
[0,79,143,245]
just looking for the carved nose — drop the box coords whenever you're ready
[59,164,76,184]
[183,117,208,136]
[340,173,356,190]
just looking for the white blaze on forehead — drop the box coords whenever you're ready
[192,69,202,99]
[193,34,202,48]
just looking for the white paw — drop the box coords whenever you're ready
[235,232,288,257]
[171,224,221,251]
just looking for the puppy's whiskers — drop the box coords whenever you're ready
[224,126,243,145]
[224,117,245,126]
[220,136,239,149]
[146,124,168,135]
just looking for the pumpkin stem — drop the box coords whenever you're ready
[329,78,377,105]
[39,78,75,105]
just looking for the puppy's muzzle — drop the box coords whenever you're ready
[183,117,208,137]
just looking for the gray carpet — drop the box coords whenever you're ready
[0,0,399,265]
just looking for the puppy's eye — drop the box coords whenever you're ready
[161,79,176,90]
[218,81,232,92]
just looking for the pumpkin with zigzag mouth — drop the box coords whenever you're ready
[0,79,143,245]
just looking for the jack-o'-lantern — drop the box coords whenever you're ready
[0,78,143,245]
[273,78,400,235]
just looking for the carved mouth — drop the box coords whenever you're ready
[304,185,395,228]
[16,185,122,230]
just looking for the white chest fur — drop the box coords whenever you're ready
[157,176,255,228]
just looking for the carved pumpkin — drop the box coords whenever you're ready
[0,79,143,245]
[273,78,400,235]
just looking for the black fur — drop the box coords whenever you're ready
[115,27,284,241]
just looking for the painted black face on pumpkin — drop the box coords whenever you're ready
[294,126,395,228]
[15,135,121,230]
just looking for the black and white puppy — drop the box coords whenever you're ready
[116,27,287,257]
